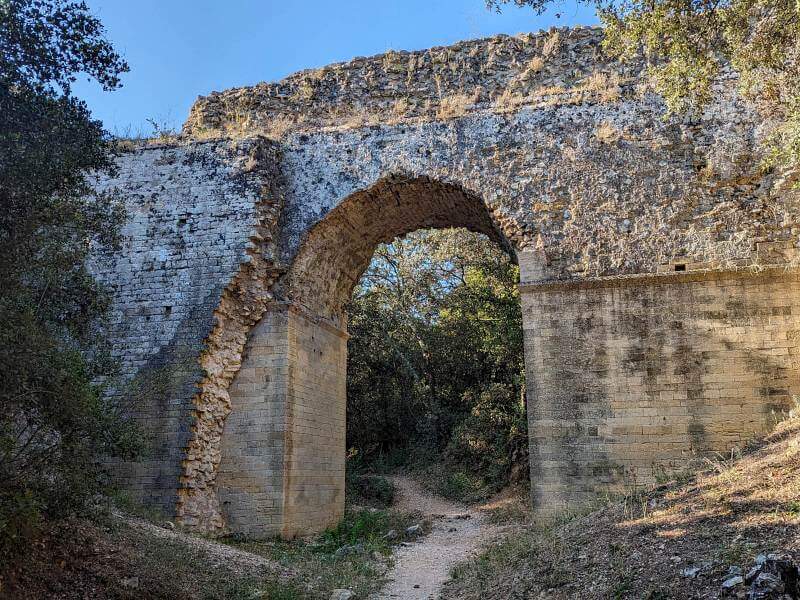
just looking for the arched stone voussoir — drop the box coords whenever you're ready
[282,173,519,328]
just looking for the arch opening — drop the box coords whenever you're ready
[284,175,517,329]
[195,173,800,541]
[217,175,522,538]
[345,226,526,501]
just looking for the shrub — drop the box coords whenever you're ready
[444,383,529,497]
[347,475,396,508]
[0,340,141,555]
[439,472,484,502]
[317,508,422,554]
[0,0,138,559]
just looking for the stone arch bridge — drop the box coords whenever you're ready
[91,26,800,538]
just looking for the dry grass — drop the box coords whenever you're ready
[493,67,626,114]
[595,120,623,144]
[0,515,298,599]
[533,84,567,98]
[189,111,308,141]
[492,88,524,110]
[542,30,561,58]
[526,56,545,76]
[0,503,426,600]
[443,415,800,599]
[337,106,383,129]
[112,133,182,153]
[258,114,301,139]
[391,97,410,119]
[516,56,545,85]
[112,137,146,153]
[184,63,627,138]
[502,56,547,99]
[492,83,569,112]
[436,92,477,120]
[581,71,623,103]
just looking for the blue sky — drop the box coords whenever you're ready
[74,1,598,136]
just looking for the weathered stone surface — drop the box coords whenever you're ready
[523,269,800,510]
[91,26,800,537]
[183,27,645,141]
[89,139,280,516]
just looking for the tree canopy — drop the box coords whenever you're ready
[346,229,527,500]
[0,0,137,555]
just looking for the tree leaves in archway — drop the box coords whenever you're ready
[346,229,527,498]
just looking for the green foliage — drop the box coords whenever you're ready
[1,0,127,93]
[318,508,420,554]
[346,229,527,496]
[438,471,485,501]
[0,0,138,557]
[445,520,572,598]
[446,383,528,495]
[488,0,800,179]
[227,508,422,599]
[346,474,396,508]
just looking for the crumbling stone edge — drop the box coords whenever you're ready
[175,138,286,532]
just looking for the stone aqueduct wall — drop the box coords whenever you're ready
[91,26,800,537]
[525,270,800,508]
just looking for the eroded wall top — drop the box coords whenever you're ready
[183,26,639,137]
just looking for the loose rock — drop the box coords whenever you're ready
[745,555,799,599]
[722,575,744,589]
[680,566,701,578]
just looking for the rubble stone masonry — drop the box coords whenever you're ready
[90,26,800,537]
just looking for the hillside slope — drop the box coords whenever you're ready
[444,416,800,599]
[0,502,422,599]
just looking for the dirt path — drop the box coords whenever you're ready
[372,476,498,600]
